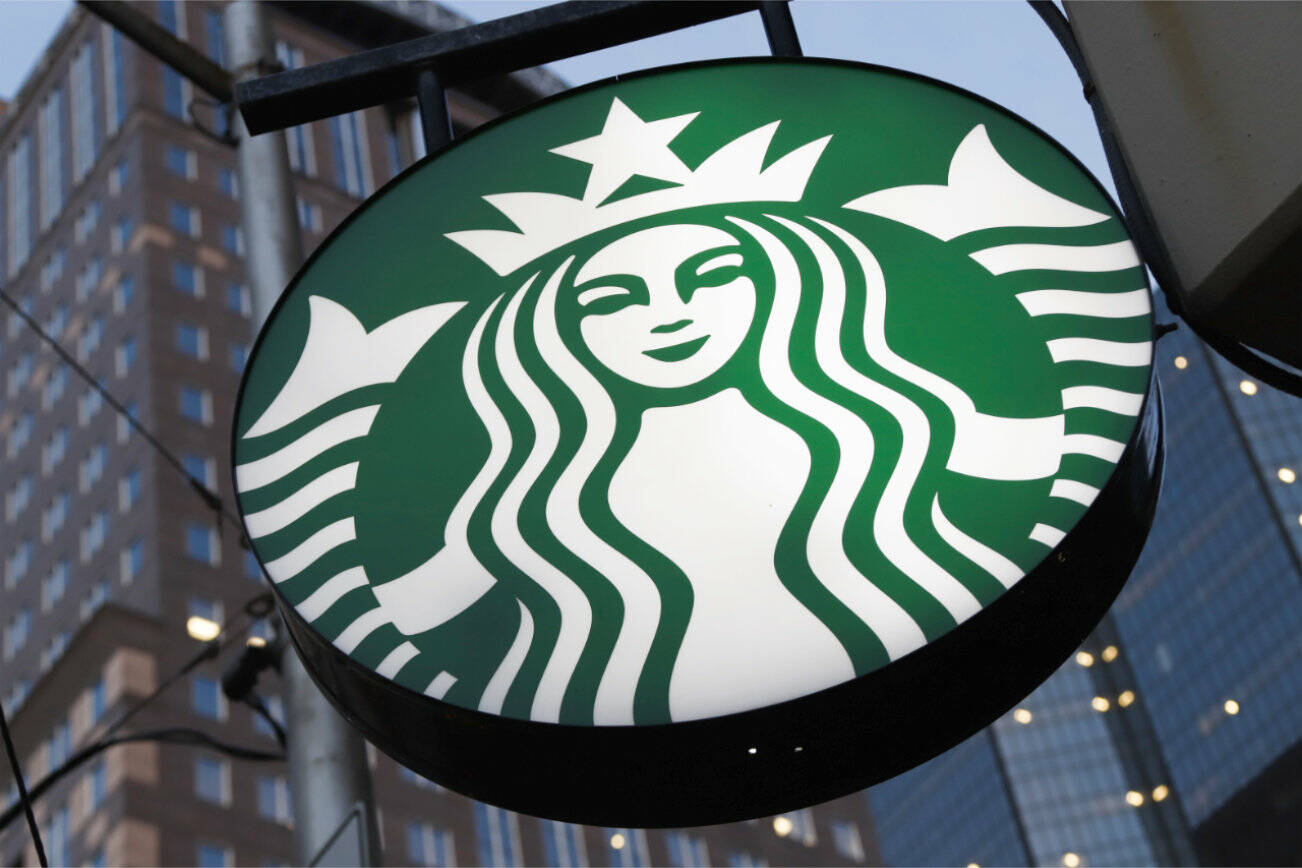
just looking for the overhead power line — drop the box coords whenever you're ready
[0,286,246,535]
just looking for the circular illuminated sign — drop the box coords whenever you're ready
[232,59,1161,826]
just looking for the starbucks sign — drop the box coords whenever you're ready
[232,59,1161,825]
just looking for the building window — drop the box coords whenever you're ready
[256,775,291,824]
[665,831,709,868]
[104,27,126,134]
[727,853,766,868]
[117,401,139,443]
[42,561,69,611]
[330,111,372,197]
[196,843,232,868]
[296,198,322,232]
[115,336,137,378]
[81,509,111,561]
[165,145,197,178]
[4,609,32,660]
[226,282,250,316]
[175,321,209,359]
[87,760,107,811]
[541,820,587,868]
[244,549,262,581]
[5,475,33,522]
[41,246,66,290]
[76,257,104,301]
[7,413,34,460]
[173,260,203,297]
[475,803,521,867]
[79,387,105,426]
[120,538,143,584]
[78,315,106,360]
[5,540,33,589]
[606,828,649,868]
[71,41,98,182]
[81,580,109,620]
[221,223,244,256]
[79,441,107,491]
[41,491,70,541]
[75,200,101,243]
[111,215,133,252]
[195,755,230,805]
[44,805,69,868]
[107,157,127,195]
[830,820,864,862]
[192,676,226,720]
[38,88,65,229]
[119,468,142,511]
[408,822,454,867]
[186,522,220,566]
[229,343,248,373]
[113,273,136,311]
[183,454,215,489]
[50,720,71,767]
[170,201,200,237]
[253,695,284,739]
[42,361,69,409]
[89,676,107,723]
[179,386,213,424]
[41,427,70,476]
[8,133,34,276]
[218,168,238,199]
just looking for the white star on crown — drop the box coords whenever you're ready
[446,98,831,276]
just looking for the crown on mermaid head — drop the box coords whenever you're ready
[445,97,832,276]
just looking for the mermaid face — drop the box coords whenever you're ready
[573,224,756,389]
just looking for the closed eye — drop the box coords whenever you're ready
[577,285,630,306]
[695,252,743,277]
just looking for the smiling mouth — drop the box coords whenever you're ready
[643,334,710,362]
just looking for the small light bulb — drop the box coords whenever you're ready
[773,816,793,837]
[1091,696,1110,712]
[1062,852,1081,868]
[1118,690,1135,707]
[1125,790,1144,807]
[747,747,757,755]
[1278,467,1297,484]
[246,636,267,648]
[1076,651,1095,668]
[186,616,221,642]
[1101,645,1119,662]
[1240,380,1258,395]
[1172,356,1188,370]
[1224,699,1240,715]
[1152,785,1170,802]
[610,834,626,850]
[1013,708,1033,725]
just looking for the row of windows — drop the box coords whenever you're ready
[4,22,129,281]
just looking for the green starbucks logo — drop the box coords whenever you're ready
[234,63,1152,729]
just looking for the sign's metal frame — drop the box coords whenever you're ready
[231,54,1166,826]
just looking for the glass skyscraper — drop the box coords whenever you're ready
[869,304,1302,867]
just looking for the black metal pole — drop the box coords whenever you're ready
[417,67,453,151]
[760,1,802,57]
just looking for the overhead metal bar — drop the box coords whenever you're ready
[78,0,232,102]
[236,0,766,134]
[760,1,803,57]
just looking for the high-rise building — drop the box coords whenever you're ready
[867,296,1302,867]
[0,3,880,866]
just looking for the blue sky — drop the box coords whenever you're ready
[0,0,1110,191]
